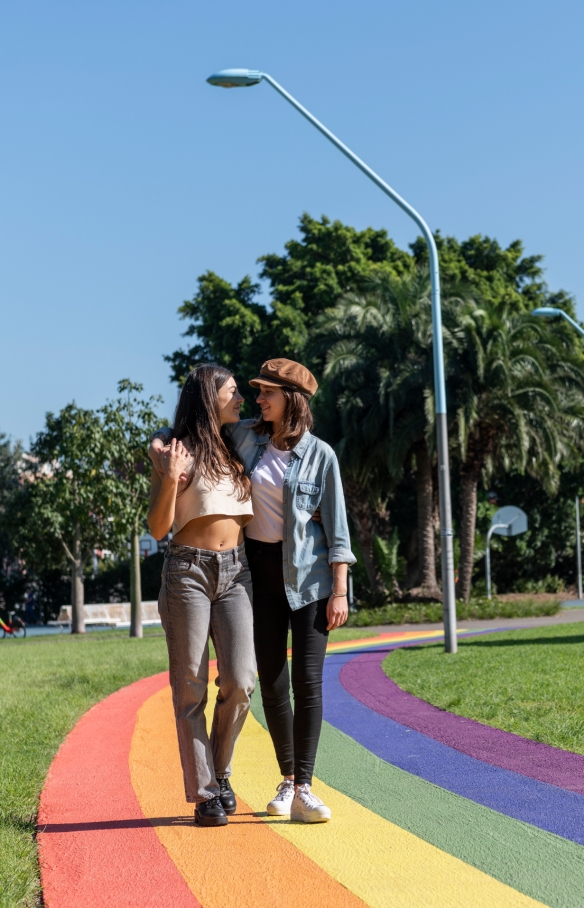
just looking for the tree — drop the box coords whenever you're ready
[15,406,121,632]
[314,269,444,600]
[165,273,269,401]
[443,300,584,601]
[307,376,392,600]
[259,213,413,322]
[411,231,577,317]
[164,214,414,403]
[13,386,161,634]
[477,466,584,593]
[164,212,582,603]
[100,380,162,637]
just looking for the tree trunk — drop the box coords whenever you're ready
[407,440,441,600]
[344,478,387,599]
[71,524,85,634]
[404,529,420,589]
[457,426,496,603]
[457,473,479,603]
[130,519,143,638]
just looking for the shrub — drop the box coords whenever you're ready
[346,596,560,627]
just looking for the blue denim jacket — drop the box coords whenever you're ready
[228,420,356,610]
[153,421,355,610]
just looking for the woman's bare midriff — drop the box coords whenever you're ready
[171,514,246,551]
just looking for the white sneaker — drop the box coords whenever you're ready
[290,784,331,823]
[266,779,295,816]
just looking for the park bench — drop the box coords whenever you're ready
[51,601,160,628]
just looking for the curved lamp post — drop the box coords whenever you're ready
[532,306,584,598]
[207,68,457,653]
[532,306,584,338]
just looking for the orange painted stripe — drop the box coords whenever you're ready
[130,674,368,908]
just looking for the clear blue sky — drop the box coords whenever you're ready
[2,0,583,444]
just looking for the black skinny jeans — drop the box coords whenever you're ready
[245,537,328,785]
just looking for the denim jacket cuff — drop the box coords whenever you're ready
[328,546,357,566]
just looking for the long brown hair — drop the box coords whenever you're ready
[173,364,251,501]
[253,387,314,449]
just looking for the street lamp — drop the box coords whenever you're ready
[532,306,584,599]
[531,307,584,338]
[207,68,458,653]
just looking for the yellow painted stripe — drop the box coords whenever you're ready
[324,629,444,652]
[131,676,545,908]
[236,705,545,908]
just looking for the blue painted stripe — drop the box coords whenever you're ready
[322,647,584,845]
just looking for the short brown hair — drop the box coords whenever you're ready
[253,387,313,448]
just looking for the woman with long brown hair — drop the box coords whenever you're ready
[148,364,256,828]
[151,358,355,823]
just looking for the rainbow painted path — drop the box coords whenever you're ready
[37,628,584,907]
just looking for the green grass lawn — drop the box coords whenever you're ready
[383,621,584,754]
[0,624,374,908]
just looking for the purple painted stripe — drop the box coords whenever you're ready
[340,648,584,794]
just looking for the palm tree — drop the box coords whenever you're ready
[443,300,584,602]
[314,268,443,600]
[311,368,393,599]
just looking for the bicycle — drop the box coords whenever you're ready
[1,612,26,638]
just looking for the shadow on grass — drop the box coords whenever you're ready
[400,635,584,653]
[461,635,584,648]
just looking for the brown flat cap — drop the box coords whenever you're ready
[249,358,318,398]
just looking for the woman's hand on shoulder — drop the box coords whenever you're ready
[160,438,191,483]
[148,436,166,477]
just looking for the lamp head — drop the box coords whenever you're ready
[206,69,262,88]
[531,307,562,318]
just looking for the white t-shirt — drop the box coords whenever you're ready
[245,442,292,543]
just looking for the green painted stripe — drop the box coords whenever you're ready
[250,694,584,908]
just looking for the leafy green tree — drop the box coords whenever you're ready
[13,406,121,632]
[443,301,584,601]
[100,380,162,637]
[259,213,412,321]
[165,272,268,399]
[477,467,584,593]
[164,212,582,604]
[411,231,576,316]
[164,214,414,402]
[315,269,446,601]
[12,386,161,634]
[164,271,306,409]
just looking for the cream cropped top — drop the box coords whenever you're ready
[172,467,254,535]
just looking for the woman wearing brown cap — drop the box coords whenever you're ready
[150,358,356,823]
[241,358,356,822]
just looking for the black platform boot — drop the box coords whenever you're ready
[194,796,228,827]
[217,778,237,815]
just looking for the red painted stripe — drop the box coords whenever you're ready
[37,672,201,908]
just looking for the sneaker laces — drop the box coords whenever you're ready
[273,779,295,801]
[295,783,323,807]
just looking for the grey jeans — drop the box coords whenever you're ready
[158,542,256,803]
